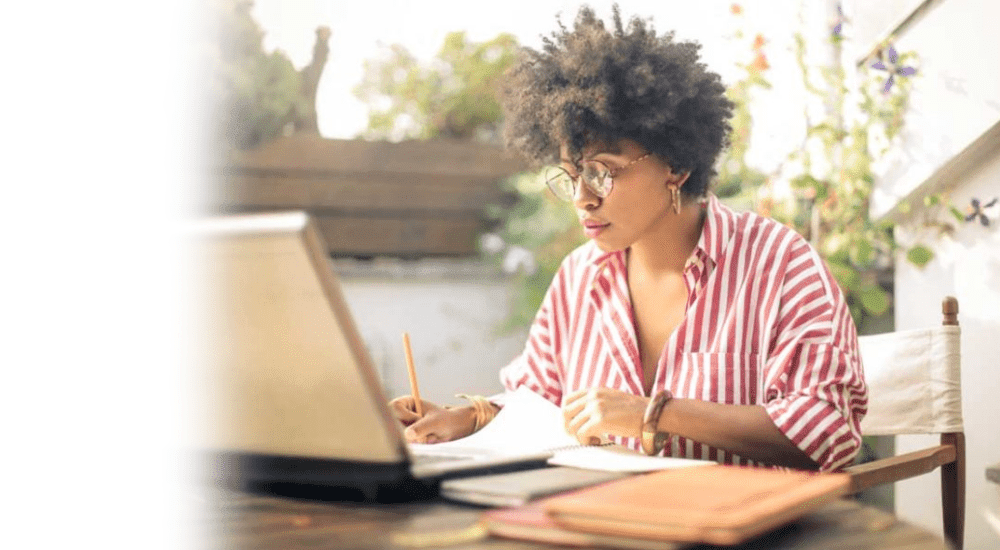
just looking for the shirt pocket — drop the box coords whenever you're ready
[674,352,762,405]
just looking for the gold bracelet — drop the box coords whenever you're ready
[455,394,498,432]
[641,390,673,456]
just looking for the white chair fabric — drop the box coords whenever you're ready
[857,325,963,436]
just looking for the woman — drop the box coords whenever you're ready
[390,6,867,471]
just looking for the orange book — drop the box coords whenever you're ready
[542,464,849,546]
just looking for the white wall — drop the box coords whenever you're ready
[842,0,928,54]
[858,0,1000,546]
[892,149,1000,550]
[868,0,1000,220]
[333,260,528,406]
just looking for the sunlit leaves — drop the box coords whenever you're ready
[848,239,875,266]
[859,284,890,316]
[906,245,934,268]
[751,27,926,328]
[354,32,519,142]
[827,261,860,291]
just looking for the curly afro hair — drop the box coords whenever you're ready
[501,5,734,197]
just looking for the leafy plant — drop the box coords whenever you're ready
[759,32,916,324]
[353,31,518,141]
[208,0,306,151]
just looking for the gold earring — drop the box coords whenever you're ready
[669,185,681,214]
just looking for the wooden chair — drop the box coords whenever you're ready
[846,297,965,549]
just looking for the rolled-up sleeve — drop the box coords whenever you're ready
[761,246,868,471]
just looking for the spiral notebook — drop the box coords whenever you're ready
[413,387,707,473]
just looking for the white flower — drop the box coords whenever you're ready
[479,233,506,255]
[502,246,537,275]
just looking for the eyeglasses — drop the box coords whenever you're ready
[543,153,652,202]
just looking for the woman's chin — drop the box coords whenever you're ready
[590,236,626,253]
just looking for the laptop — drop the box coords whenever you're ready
[193,211,551,500]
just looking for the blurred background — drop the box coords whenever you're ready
[200,1,999,546]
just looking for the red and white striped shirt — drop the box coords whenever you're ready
[499,194,868,471]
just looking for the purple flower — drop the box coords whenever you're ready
[965,197,998,227]
[832,3,845,39]
[871,45,917,93]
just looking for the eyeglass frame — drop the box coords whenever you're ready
[544,153,653,202]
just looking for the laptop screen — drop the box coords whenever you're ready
[193,211,408,464]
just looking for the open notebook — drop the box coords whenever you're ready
[416,387,707,473]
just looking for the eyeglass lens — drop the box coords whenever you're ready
[544,162,612,201]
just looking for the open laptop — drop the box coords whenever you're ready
[193,210,550,500]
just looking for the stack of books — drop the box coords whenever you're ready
[480,464,850,548]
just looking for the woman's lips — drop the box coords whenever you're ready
[582,220,610,238]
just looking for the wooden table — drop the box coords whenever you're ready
[203,485,949,550]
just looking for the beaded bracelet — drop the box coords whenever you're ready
[641,390,673,455]
[455,394,499,432]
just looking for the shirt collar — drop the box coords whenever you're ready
[692,193,737,269]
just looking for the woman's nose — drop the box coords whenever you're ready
[572,179,600,210]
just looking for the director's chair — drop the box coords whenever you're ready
[846,296,965,549]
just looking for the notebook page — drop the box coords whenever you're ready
[409,387,579,456]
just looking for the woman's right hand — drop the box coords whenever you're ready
[388,396,477,444]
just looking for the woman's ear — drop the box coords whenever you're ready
[666,169,691,189]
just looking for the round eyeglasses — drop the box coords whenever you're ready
[543,153,652,202]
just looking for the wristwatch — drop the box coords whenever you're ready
[641,389,673,456]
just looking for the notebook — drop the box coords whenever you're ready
[419,385,709,474]
[193,211,555,499]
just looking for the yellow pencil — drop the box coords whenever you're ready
[402,332,424,417]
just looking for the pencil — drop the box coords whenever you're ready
[402,332,424,417]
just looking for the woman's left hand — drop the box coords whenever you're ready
[562,387,649,444]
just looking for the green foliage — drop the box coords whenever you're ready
[906,245,935,268]
[354,32,519,141]
[209,0,305,151]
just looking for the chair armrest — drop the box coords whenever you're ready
[845,444,957,494]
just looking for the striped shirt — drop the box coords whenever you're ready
[498,194,868,471]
